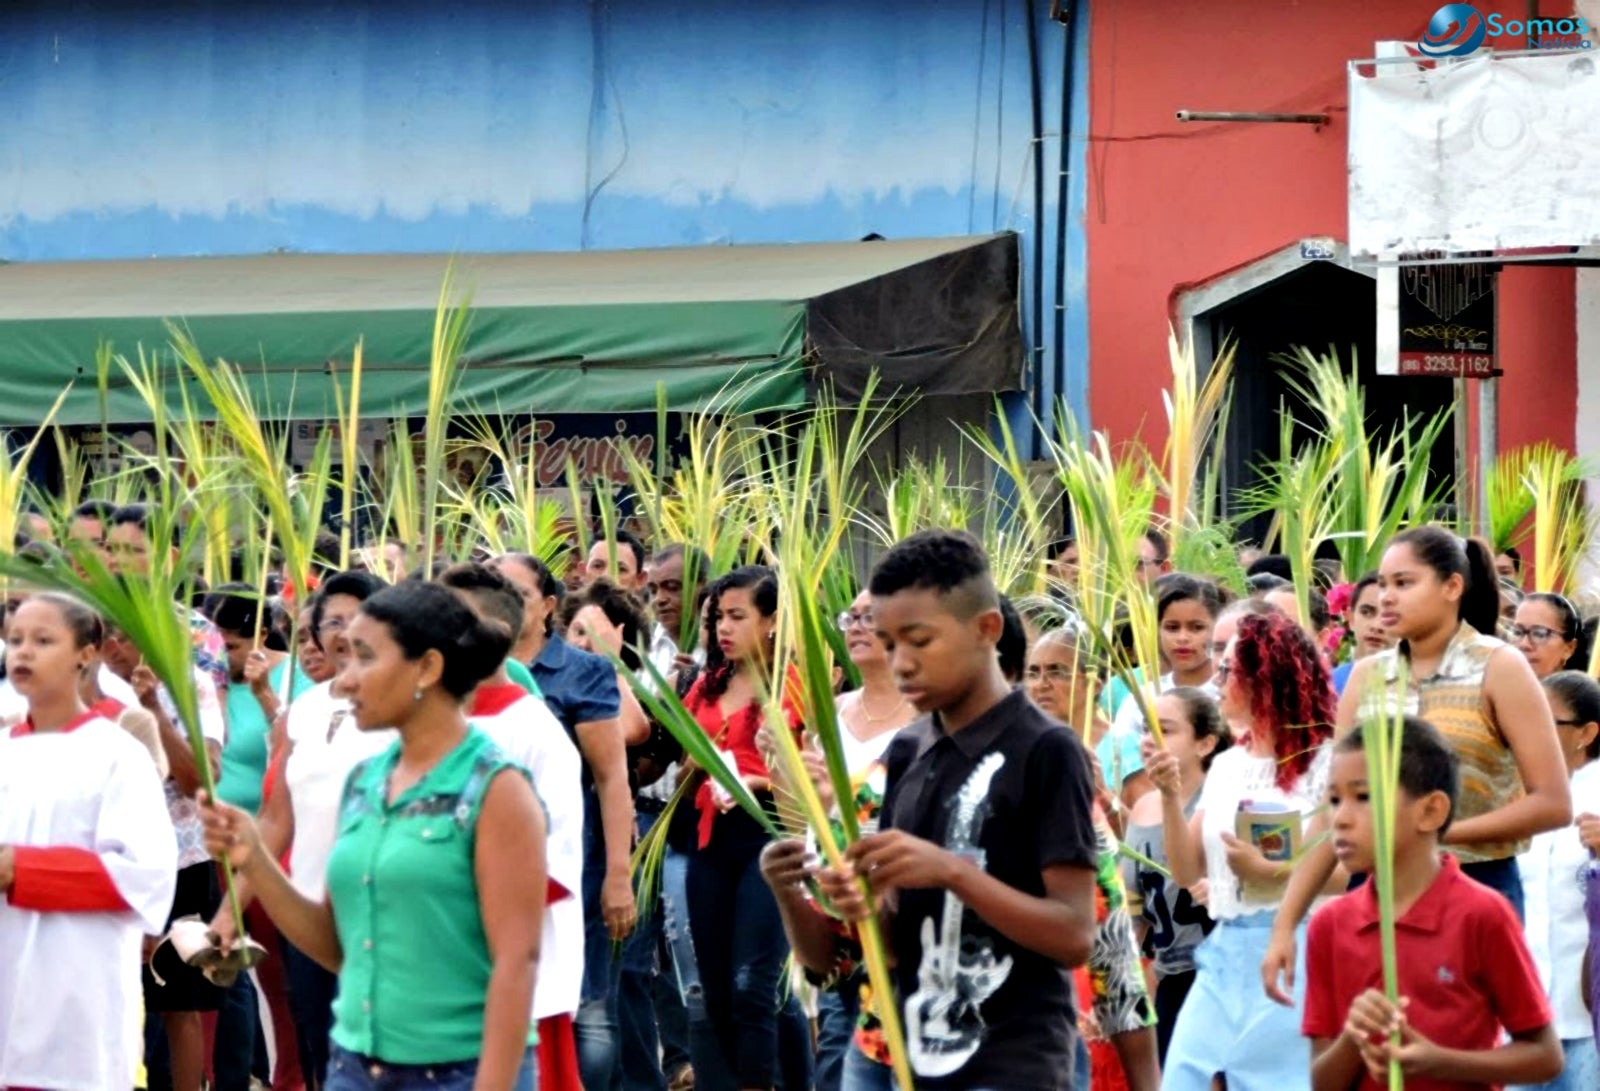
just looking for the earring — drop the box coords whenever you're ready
[413,687,423,703]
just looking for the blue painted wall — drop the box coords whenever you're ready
[0,0,1088,426]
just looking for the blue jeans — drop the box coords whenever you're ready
[663,845,734,1091]
[839,1046,894,1091]
[686,840,791,1090]
[815,988,859,1091]
[1512,1035,1600,1091]
[1162,912,1310,1091]
[284,937,339,1089]
[326,1045,535,1091]
[1462,856,1526,922]
[618,810,672,1091]
[577,790,621,1091]
[212,974,259,1091]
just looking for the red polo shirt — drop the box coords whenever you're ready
[1302,854,1551,1090]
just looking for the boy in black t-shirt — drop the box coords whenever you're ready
[820,530,1099,1091]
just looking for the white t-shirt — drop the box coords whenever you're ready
[473,690,587,1020]
[1111,672,1220,740]
[1520,759,1600,1038]
[96,664,227,745]
[0,717,178,1090]
[284,681,394,902]
[1196,743,1332,921]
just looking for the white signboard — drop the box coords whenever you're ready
[1349,49,1600,256]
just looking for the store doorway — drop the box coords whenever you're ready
[1183,250,1456,548]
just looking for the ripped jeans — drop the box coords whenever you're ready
[685,835,791,1091]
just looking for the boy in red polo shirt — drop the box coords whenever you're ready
[1303,716,1561,1089]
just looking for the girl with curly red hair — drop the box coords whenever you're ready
[1146,609,1335,1091]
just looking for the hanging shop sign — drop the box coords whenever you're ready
[1396,261,1497,377]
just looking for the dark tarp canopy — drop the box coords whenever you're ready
[0,232,1021,426]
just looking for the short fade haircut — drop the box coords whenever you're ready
[1337,715,1461,834]
[438,562,526,646]
[867,530,998,619]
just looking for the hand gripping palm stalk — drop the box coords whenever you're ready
[1362,676,1409,1090]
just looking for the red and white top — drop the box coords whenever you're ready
[0,712,178,1089]
[471,682,587,1021]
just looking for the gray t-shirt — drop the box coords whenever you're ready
[1122,792,1213,978]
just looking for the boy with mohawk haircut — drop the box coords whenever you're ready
[821,530,1099,1090]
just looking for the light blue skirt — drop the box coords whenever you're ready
[1160,912,1309,1091]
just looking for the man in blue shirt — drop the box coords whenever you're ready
[494,553,635,1091]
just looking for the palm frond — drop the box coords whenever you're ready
[1162,327,1235,546]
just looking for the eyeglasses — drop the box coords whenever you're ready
[1555,718,1589,728]
[1214,662,1233,686]
[1508,624,1566,644]
[1025,663,1082,683]
[838,610,874,631]
[317,616,349,637]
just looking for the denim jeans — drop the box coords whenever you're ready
[1512,1035,1600,1091]
[1163,913,1310,1091]
[815,988,859,1091]
[1462,855,1526,922]
[326,1045,535,1091]
[618,811,668,1091]
[577,790,621,1091]
[212,974,260,1091]
[284,937,339,1089]
[663,845,734,1091]
[686,839,790,1089]
[839,1046,893,1091]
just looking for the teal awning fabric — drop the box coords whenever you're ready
[0,233,1021,426]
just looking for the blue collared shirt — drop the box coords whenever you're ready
[529,634,621,741]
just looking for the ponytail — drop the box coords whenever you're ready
[1460,537,1500,636]
[1390,526,1499,636]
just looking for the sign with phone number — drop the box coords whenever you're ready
[1397,353,1496,377]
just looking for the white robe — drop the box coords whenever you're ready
[0,717,178,1090]
[473,690,587,1021]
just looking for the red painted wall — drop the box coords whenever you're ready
[1084,0,1577,458]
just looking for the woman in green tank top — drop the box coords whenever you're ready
[202,581,550,1091]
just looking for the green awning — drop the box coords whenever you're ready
[0,233,1021,426]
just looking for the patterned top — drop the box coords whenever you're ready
[1083,805,1156,1037]
[1122,791,1212,978]
[1358,622,1522,863]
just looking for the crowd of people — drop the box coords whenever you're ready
[3,500,1600,1091]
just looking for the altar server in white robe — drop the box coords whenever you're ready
[0,593,177,1090]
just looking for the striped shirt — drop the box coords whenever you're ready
[1359,622,1523,864]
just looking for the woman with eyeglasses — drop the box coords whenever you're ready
[1512,593,1591,680]
[835,590,918,773]
[1028,627,1153,815]
[1518,671,1600,1090]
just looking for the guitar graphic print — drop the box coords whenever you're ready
[904,751,1012,1077]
